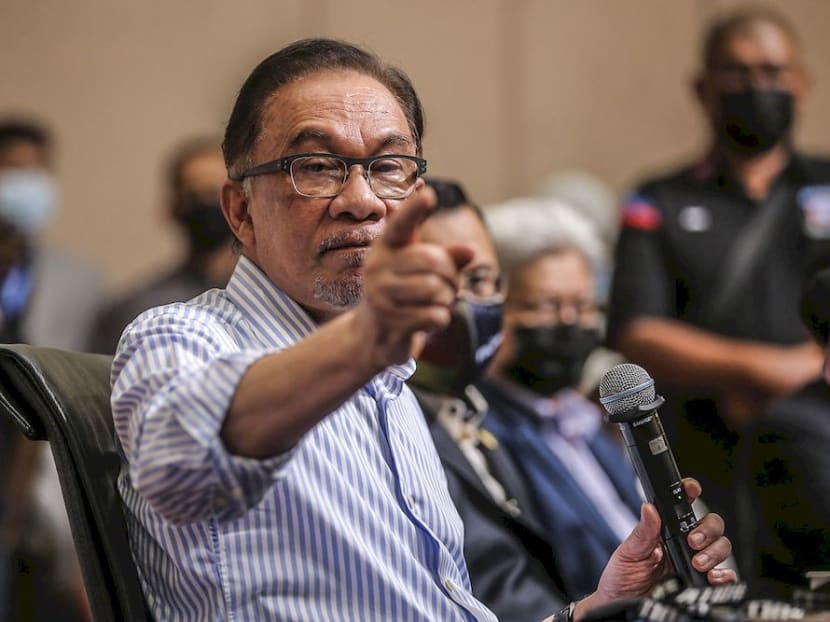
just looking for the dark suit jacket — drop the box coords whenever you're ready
[478,378,642,598]
[738,379,830,598]
[412,388,568,622]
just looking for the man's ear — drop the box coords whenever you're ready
[221,181,254,248]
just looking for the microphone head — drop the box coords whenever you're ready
[598,363,656,416]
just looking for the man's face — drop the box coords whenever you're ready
[224,69,417,321]
[417,206,500,300]
[411,203,502,387]
[504,248,596,333]
[697,20,807,120]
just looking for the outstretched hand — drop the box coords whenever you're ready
[356,183,473,370]
[573,478,737,621]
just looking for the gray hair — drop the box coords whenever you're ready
[483,196,605,280]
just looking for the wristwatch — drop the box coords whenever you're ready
[553,601,576,622]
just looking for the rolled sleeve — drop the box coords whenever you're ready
[112,306,293,525]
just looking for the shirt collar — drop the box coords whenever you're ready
[414,385,489,444]
[489,375,601,440]
[0,262,34,319]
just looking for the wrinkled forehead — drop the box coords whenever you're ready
[255,69,414,157]
[510,249,594,296]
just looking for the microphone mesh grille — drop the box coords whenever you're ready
[598,363,656,415]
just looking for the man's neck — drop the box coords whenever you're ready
[721,142,791,201]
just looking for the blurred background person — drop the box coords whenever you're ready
[606,7,830,541]
[0,120,100,349]
[479,196,641,598]
[409,178,569,621]
[0,118,98,620]
[90,136,234,354]
[536,169,624,392]
[737,266,830,598]
[536,169,619,305]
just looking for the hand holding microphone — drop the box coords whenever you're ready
[598,363,727,588]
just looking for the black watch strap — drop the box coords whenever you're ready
[553,601,576,622]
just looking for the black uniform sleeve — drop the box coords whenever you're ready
[606,188,674,347]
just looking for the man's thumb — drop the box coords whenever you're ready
[622,503,662,559]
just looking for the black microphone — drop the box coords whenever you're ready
[598,363,708,587]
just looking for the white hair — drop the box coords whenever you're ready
[483,196,606,279]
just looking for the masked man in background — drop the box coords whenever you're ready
[409,179,570,622]
[90,136,235,354]
[479,197,642,599]
[0,118,100,621]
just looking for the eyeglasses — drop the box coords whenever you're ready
[460,267,503,300]
[507,297,603,325]
[231,153,428,200]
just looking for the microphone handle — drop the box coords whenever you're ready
[616,408,708,587]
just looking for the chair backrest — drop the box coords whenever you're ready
[0,344,150,621]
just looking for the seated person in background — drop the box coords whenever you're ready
[0,118,99,621]
[480,197,641,598]
[113,38,735,621]
[738,266,830,598]
[409,178,569,621]
[90,136,235,354]
[535,170,625,392]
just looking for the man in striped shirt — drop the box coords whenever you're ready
[112,38,736,621]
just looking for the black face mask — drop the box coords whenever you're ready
[176,200,232,252]
[410,298,504,396]
[715,89,794,156]
[505,324,600,396]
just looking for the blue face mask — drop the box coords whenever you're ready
[411,297,504,396]
[0,170,58,234]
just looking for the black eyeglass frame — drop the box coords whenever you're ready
[230,152,428,198]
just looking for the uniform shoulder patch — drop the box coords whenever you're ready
[621,194,662,231]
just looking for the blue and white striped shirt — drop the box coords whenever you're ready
[112,255,497,622]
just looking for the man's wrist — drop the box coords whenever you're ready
[572,593,600,622]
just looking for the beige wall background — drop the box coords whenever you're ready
[2,0,829,293]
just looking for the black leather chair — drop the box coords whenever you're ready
[0,344,150,621]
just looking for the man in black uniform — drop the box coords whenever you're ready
[607,7,830,540]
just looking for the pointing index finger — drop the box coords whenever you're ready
[381,184,436,249]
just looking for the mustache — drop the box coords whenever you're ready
[318,230,378,255]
